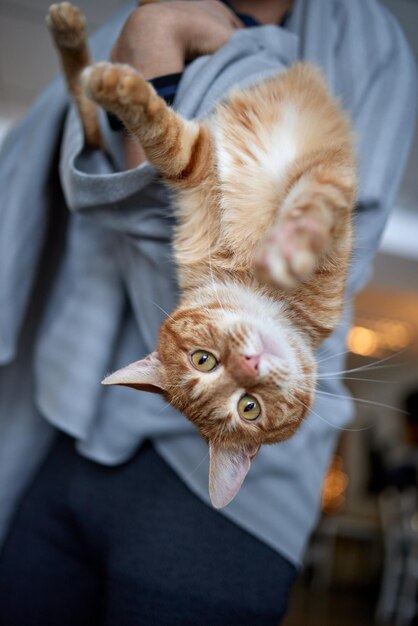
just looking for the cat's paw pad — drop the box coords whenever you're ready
[47,3,86,49]
[82,63,149,108]
[256,217,328,289]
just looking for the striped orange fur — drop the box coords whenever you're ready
[49,5,356,506]
[85,61,356,507]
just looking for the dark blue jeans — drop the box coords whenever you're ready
[0,435,296,626]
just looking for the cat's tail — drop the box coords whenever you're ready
[46,3,103,149]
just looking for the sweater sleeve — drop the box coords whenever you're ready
[342,1,417,293]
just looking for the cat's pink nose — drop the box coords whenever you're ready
[238,354,260,377]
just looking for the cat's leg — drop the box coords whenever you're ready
[47,3,102,148]
[82,62,211,185]
[256,160,355,289]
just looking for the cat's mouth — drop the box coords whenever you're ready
[255,327,296,374]
[259,331,282,359]
[249,319,293,360]
[258,355,291,382]
[225,321,294,384]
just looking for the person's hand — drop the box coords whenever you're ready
[111,1,243,78]
[110,1,243,168]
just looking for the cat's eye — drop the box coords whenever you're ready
[190,350,218,372]
[238,395,261,421]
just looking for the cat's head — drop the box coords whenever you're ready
[103,286,316,507]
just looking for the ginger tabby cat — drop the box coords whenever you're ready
[47,1,356,507]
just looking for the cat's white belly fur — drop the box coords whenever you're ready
[214,104,299,185]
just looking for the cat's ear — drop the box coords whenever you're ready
[102,351,165,395]
[209,442,260,508]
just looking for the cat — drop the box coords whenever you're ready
[47,2,356,508]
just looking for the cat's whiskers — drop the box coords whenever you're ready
[296,358,406,381]
[316,344,411,368]
[286,389,373,433]
[316,346,356,365]
[295,382,409,416]
[155,399,174,417]
[312,363,405,380]
[318,375,398,384]
[183,449,210,480]
[146,298,176,322]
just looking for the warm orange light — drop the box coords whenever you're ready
[322,455,349,515]
[347,326,378,356]
[349,320,414,356]
[386,322,411,350]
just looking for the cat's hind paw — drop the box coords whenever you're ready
[255,216,329,289]
[82,63,152,116]
[47,2,86,49]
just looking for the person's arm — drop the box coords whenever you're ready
[109,0,243,168]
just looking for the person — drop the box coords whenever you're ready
[0,1,416,624]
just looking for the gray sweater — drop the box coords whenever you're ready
[0,0,416,566]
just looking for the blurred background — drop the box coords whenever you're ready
[0,1,417,624]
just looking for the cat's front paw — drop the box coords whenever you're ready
[47,2,86,49]
[255,216,328,289]
[82,63,151,113]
